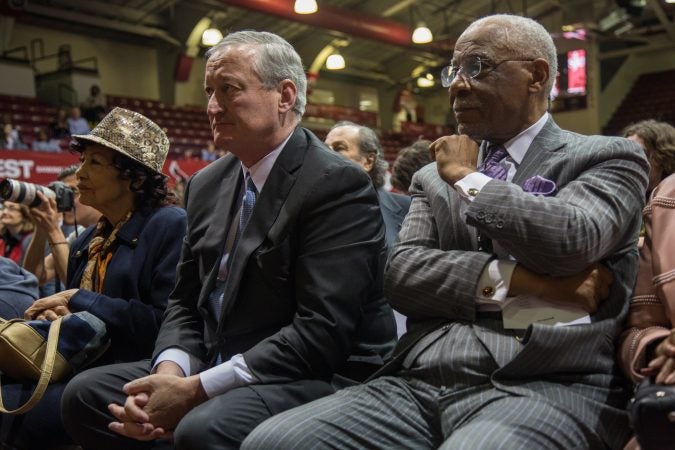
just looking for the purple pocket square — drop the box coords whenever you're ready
[522,175,557,196]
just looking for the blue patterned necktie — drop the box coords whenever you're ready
[479,145,509,180]
[230,173,258,259]
[209,172,258,321]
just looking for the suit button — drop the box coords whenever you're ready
[496,220,504,228]
[468,188,479,197]
[485,213,495,224]
[482,286,495,297]
[75,250,82,257]
[477,211,485,220]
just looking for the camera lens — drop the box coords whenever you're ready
[0,178,56,207]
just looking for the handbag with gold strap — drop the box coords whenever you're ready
[0,311,109,414]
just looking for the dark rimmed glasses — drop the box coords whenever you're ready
[441,55,536,87]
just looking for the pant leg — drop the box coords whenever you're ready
[0,380,70,450]
[174,379,334,450]
[438,394,607,450]
[60,360,169,450]
[242,376,441,450]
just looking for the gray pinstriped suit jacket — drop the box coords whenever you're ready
[382,118,649,449]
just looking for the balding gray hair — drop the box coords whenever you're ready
[466,14,558,97]
[205,30,307,118]
[331,121,388,189]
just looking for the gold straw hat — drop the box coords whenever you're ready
[72,107,169,174]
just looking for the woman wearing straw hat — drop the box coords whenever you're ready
[0,107,187,450]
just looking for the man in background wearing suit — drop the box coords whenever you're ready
[325,121,410,254]
[325,121,410,337]
[62,31,396,449]
[243,14,649,450]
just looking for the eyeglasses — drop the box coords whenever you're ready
[2,204,22,212]
[440,55,536,87]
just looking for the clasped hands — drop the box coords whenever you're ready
[107,361,208,441]
[24,289,78,320]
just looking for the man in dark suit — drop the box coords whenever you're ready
[325,121,410,337]
[325,121,410,254]
[61,31,395,450]
[242,14,649,450]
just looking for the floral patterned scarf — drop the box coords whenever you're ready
[79,210,133,293]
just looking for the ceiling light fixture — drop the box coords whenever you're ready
[412,22,433,44]
[326,52,345,70]
[201,28,223,46]
[417,76,434,88]
[294,0,318,14]
[417,72,434,87]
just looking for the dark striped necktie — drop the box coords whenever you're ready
[479,145,509,180]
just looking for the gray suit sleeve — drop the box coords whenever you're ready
[385,135,648,322]
[468,136,648,276]
[385,165,492,322]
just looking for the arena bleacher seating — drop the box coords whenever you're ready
[603,69,675,136]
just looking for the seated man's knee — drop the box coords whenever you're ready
[242,422,295,450]
[61,369,106,435]
[62,369,99,416]
[173,404,224,450]
[242,411,321,450]
[173,418,200,450]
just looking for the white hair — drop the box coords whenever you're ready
[466,14,558,96]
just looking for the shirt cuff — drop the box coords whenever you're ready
[152,348,191,377]
[199,354,257,398]
[475,260,517,308]
[455,172,492,203]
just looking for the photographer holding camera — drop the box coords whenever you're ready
[22,165,101,294]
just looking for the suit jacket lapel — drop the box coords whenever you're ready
[512,117,566,186]
[217,128,307,325]
[197,161,242,325]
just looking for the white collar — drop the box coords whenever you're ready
[496,112,549,164]
[240,131,293,193]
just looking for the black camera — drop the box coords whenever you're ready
[0,178,75,212]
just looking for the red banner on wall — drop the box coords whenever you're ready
[0,149,209,185]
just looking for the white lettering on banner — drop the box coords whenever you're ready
[0,159,34,178]
[35,166,69,174]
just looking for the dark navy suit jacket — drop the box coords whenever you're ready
[377,188,410,254]
[67,206,187,363]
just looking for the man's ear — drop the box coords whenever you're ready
[529,58,550,94]
[362,153,376,173]
[278,79,297,113]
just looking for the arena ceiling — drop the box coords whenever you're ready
[12,0,675,88]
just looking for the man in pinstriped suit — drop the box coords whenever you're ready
[242,14,649,450]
